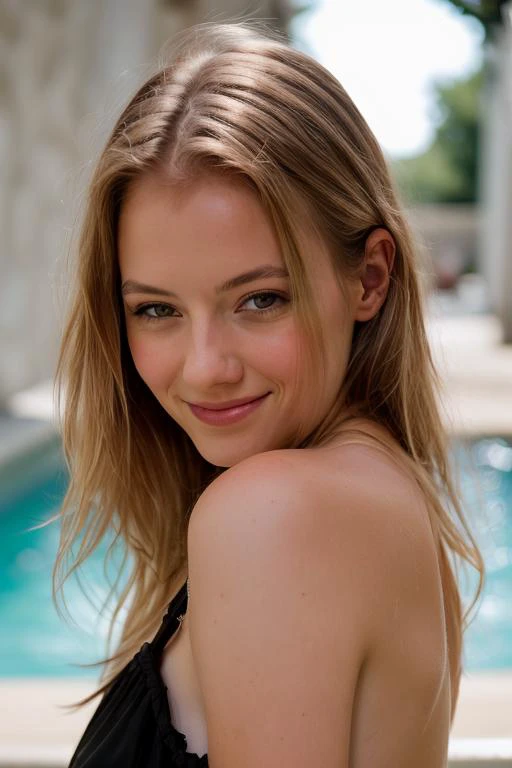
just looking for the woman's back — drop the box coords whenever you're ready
[161,431,451,767]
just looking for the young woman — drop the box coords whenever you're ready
[56,22,483,768]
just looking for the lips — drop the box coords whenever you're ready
[189,395,269,411]
[186,393,270,426]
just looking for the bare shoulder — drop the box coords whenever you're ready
[189,442,437,583]
[192,448,318,510]
[186,446,443,767]
[189,448,329,545]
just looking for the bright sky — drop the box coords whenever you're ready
[293,0,484,158]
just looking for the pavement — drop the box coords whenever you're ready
[428,309,512,437]
[1,292,511,764]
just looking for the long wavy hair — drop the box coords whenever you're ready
[54,22,484,715]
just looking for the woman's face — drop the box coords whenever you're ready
[118,172,360,467]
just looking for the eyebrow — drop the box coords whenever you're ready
[121,266,289,298]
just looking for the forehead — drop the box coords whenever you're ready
[118,172,285,277]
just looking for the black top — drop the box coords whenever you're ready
[69,580,209,767]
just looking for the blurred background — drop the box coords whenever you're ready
[1,1,511,766]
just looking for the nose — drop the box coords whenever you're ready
[181,318,244,391]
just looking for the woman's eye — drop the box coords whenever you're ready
[240,292,287,313]
[133,303,177,320]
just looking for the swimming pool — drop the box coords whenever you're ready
[457,437,512,671]
[0,434,511,678]
[0,438,113,679]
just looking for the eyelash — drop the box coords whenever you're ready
[131,291,289,323]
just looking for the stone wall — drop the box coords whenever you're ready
[0,0,156,402]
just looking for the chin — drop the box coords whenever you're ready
[191,434,280,469]
[193,444,261,469]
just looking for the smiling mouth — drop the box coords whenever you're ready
[189,394,270,410]
[186,393,270,426]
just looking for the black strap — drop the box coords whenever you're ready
[151,580,188,656]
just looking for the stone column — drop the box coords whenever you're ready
[479,2,512,342]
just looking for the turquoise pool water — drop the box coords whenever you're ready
[457,437,512,671]
[0,442,109,678]
[0,436,511,678]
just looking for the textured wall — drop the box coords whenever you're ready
[0,0,156,402]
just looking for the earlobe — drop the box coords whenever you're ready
[354,228,395,322]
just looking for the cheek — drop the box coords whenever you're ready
[127,331,180,392]
[249,324,302,377]
[249,325,309,403]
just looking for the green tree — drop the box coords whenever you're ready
[393,67,483,203]
[437,1,507,39]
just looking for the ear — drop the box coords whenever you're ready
[354,228,395,322]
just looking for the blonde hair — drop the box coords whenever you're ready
[55,22,483,714]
